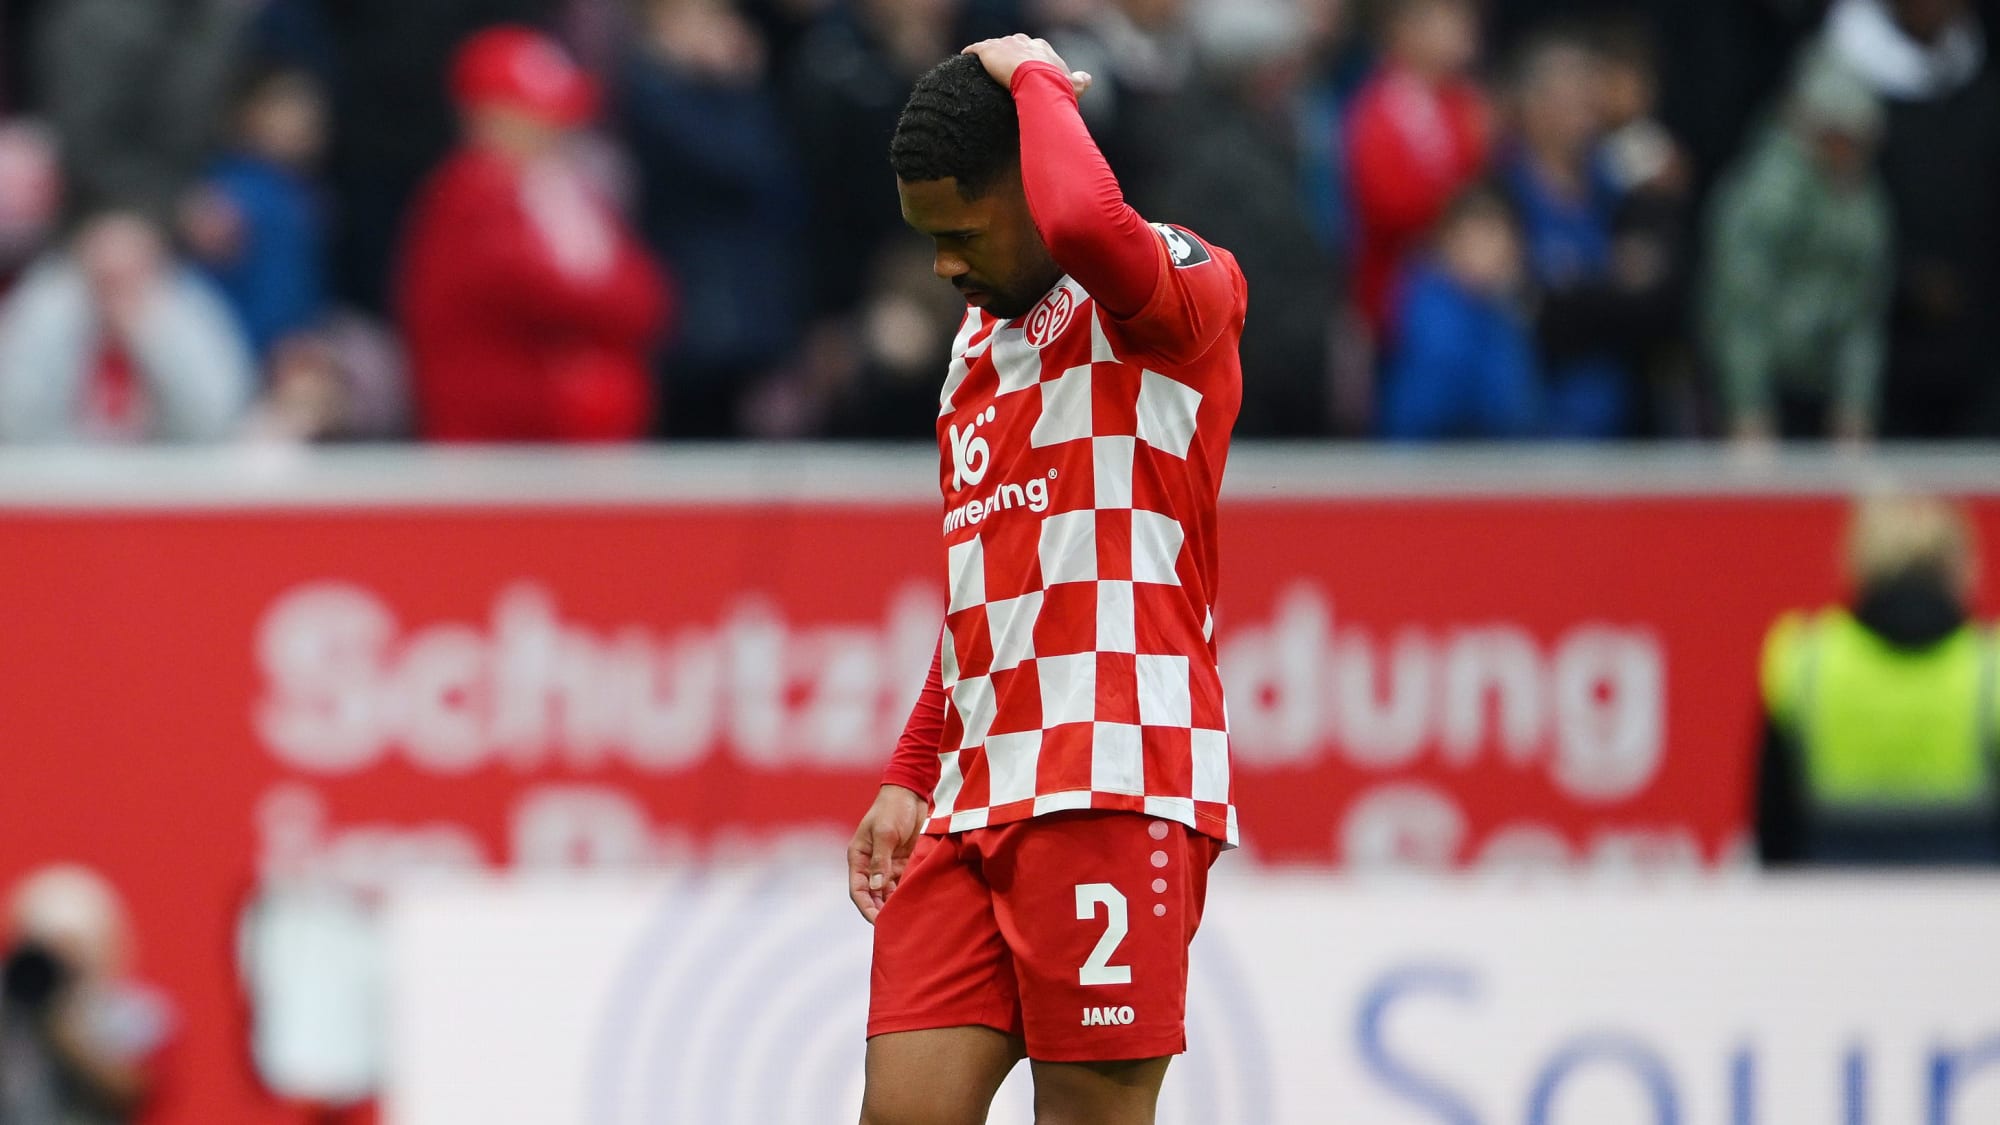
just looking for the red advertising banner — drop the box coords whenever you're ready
[1,449,1995,1122]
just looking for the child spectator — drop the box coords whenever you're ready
[0,210,254,442]
[239,313,409,443]
[182,63,330,362]
[1703,53,1893,445]
[1379,187,1542,440]
[1345,0,1490,336]
[397,26,672,443]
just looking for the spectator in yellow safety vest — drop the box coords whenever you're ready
[1755,492,2000,865]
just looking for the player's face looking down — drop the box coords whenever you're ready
[898,169,1063,321]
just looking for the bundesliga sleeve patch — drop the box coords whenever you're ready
[1151,223,1211,269]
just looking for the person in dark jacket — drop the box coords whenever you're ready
[1826,0,2000,436]
[397,26,671,442]
[784,0,959,326]
[1756,493,2000,866]
[615,0,806,439]
[1135,0,1337,437]
[28,0,251,219]
[1499,33,1645,440]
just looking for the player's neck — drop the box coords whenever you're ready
[1010,274,1065,321]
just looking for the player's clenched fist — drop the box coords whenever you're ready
[846,784,928,923]
[963,34,1092,98]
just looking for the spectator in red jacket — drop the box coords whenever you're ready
[1345,0,1491,336]
[397,25,671,442]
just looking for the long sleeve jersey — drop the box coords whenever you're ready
[882,61,1248,846]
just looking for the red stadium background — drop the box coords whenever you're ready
[3,453,1996,1122]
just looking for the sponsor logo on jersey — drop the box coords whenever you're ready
[942,471,1052,533]
[1153,223,1211,269]
[1024,286,1076,348]
[1081,1005,1137,1027]
[948,405,996,490]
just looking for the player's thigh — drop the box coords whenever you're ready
[1030,1055,1173,1125]
[860,1026,1025,1125]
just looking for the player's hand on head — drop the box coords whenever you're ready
[846,784,928,924]
[964,34,1091,98]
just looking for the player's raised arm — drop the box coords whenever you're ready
[963,36,1159,320]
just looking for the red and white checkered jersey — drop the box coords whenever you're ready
[925,224,1246,846]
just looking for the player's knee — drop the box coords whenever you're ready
[1031,1057,1168,1125]
[1032,1100,1156,1125]
[859,1090,988,1125]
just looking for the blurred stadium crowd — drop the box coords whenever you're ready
[0,0,1997,445]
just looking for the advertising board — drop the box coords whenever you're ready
[386,873,2000,1124]
[1,447,1993,1121]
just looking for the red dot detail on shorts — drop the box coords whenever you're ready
[1149,850,1169,868]
[1148,821,1170,840]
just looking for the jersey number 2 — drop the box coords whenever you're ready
[1075,883,1132,986]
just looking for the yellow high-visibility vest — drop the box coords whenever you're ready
[1762,608,2000,813]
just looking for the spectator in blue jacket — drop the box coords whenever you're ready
[1501,33,1633,439]
[182,63,329,363]
[1380,187,1542,440]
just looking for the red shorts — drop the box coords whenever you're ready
[867,810,1223,1062]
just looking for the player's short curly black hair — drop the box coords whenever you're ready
[889,53,1020,198]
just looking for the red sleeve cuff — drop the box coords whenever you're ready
[879,764,937,799]
[1010,59,1075,101]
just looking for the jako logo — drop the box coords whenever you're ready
[1025,287,1075,348]
[949,405,997,490]
[1082,1005,1136,1027]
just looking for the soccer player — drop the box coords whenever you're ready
[845,35,1246,1125]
